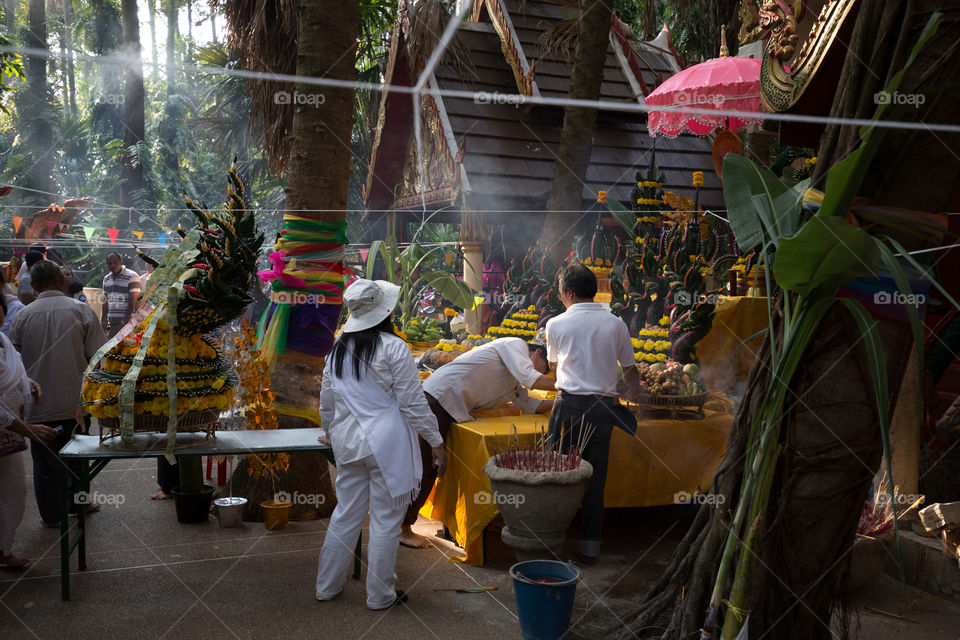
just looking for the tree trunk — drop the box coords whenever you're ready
[23,0,55,203]
[3,0,14,33]
[538,0,614,267]
[617,4,960,637]
[615,300,913,639]
[165,0,176,86]
[63,0,76,117]
[229,0,360,520]
[210,5,217,43]
[146,0,158,77]
[119,0,146,230]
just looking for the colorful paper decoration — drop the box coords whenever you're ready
[108,228,120,244]
[132,230,144,240]
[83,226,96,240]
[158,233,168,246]
[12,216,21,232]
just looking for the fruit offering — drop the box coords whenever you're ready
[637,361,706,396]
[404,317,443,343]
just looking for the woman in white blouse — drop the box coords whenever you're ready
[315,279,446,609]
[0,296,55,568]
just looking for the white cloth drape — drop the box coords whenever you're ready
[0,331,32,556]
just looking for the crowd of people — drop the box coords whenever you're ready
[0,247,150,567]
[1,250,637,611]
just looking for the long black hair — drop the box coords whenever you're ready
[331,315,396,380]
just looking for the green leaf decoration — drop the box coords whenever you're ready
[421,271,479,310]
[606,197,636,236]
[774,217,879,298]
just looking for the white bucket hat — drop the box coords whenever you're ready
[340,279,401,333]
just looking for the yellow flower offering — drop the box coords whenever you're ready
[597,190,607,204]
[443,308,458,318]
[692,171,704,188]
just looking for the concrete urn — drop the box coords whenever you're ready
[483,454,593,560]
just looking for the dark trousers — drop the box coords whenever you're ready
[30,418,81,525]
[403,393,454,527]
[546,393,618,557]
[157,457,179,494]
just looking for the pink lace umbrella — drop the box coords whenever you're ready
[645,56,763,138]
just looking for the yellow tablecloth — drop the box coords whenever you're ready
[423,410,732,565]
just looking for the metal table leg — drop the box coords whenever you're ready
[59,459,71,601]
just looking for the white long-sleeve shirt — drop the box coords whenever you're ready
[423,337,542,423]
[319,333,441,464]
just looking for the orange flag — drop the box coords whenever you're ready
[108,228,120,244]
[132,230,144,240]
[12,216,21,232]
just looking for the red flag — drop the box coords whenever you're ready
[12,216,21,232]
[108,228,120,244]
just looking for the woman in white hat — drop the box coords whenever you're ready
[315,279,446,609]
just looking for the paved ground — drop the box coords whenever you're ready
[2,452,959,639]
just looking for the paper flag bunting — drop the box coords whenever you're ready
[83,226,96,241]
[132,230,144,240]
[158,233,168,246]
[108,228,120,244]
[12,216,21,232]
[47,220,58,235]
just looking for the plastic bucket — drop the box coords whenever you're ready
[171,485,214,524]
[261,500,291,530]
[214,497,247,527]
[510,560,583,640]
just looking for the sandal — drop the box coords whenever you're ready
[0,553,29,568]
[370,590,408,610]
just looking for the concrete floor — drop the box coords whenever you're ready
[2,452,959,639]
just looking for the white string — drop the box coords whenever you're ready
[2,44,959,135]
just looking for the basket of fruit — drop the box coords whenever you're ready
[634,361,709,418]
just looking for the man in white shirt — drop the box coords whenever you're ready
[545,263,639,563]
[399,338,556,548]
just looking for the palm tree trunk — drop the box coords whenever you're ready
[538,0,614,267]
[119,0,146,229]
[210,5,217,43]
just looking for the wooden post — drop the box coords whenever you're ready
[889,345,921,498]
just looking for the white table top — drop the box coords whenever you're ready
[59,428,331,459]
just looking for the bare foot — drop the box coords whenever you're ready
[399,526,433,549]
[0,553,29,568]
[150,489,173,500]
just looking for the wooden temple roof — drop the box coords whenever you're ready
[364,0,724,218]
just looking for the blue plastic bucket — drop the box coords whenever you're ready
[510,560,583,640]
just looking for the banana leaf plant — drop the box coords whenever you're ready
[365,216,479,330]
[705,13,948,639]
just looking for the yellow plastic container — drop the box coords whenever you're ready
[261,500,291,530]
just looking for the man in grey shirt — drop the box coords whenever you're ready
[10,261,106,526]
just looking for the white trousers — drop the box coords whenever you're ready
[0,451,26,556]
[315,454,409,609]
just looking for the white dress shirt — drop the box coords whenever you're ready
[319,333,441,464]
[545,302,634,397]
[423,337,543,423]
